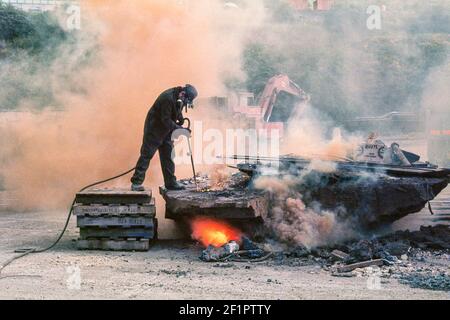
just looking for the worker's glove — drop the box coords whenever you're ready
[176,118,185,126]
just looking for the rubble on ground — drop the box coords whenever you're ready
[305,202,450,292]
[380,225,450,250]
[399,272,450,291]
[250,225,450,292]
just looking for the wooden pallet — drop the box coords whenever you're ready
[77,216,155,228]
[73,202,156,217]
[75,188,152,205]
[77,238,150,251]
[80,225,156,240]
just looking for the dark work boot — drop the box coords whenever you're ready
[131,184,145,192]
[165,181,185,191]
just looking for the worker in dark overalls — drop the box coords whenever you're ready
[131,84,198,191]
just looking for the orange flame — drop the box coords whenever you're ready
[191,218,242,247]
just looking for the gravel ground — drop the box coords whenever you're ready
[0,210,449,300]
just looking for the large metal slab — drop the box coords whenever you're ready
[75,188,152,205]
[77,239,150,251]
[73,201,156,217]
[77,216,155,228]
[236,156,450,178]
[160,185,269,220]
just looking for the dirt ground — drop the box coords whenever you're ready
[0,208,448,300]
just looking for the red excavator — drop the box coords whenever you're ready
[205,74,309,138]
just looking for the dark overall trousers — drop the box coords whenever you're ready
[130,132,176,187]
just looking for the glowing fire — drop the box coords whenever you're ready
[191,218,242,247]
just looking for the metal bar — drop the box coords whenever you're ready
[187,135,199,191]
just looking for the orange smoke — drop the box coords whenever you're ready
[191,218,242,247]
[1,0,223,210]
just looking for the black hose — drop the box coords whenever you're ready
[428,201,435,215]
[0,167,136,278]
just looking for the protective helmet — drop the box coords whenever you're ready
[184,84,198,104]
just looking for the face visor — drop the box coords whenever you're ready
[184,84,198,109]
[185,98,194,109]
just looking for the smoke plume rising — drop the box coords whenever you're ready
[0,1,264,212]
[254,171,356,249]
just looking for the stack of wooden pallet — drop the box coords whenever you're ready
[73,189,156,251]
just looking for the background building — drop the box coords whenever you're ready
[0,0,76,12]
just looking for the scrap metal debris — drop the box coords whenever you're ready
[336,259,387,273]
[200,237,271,263]
[200,241,240,262]
[330,250,350,261]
